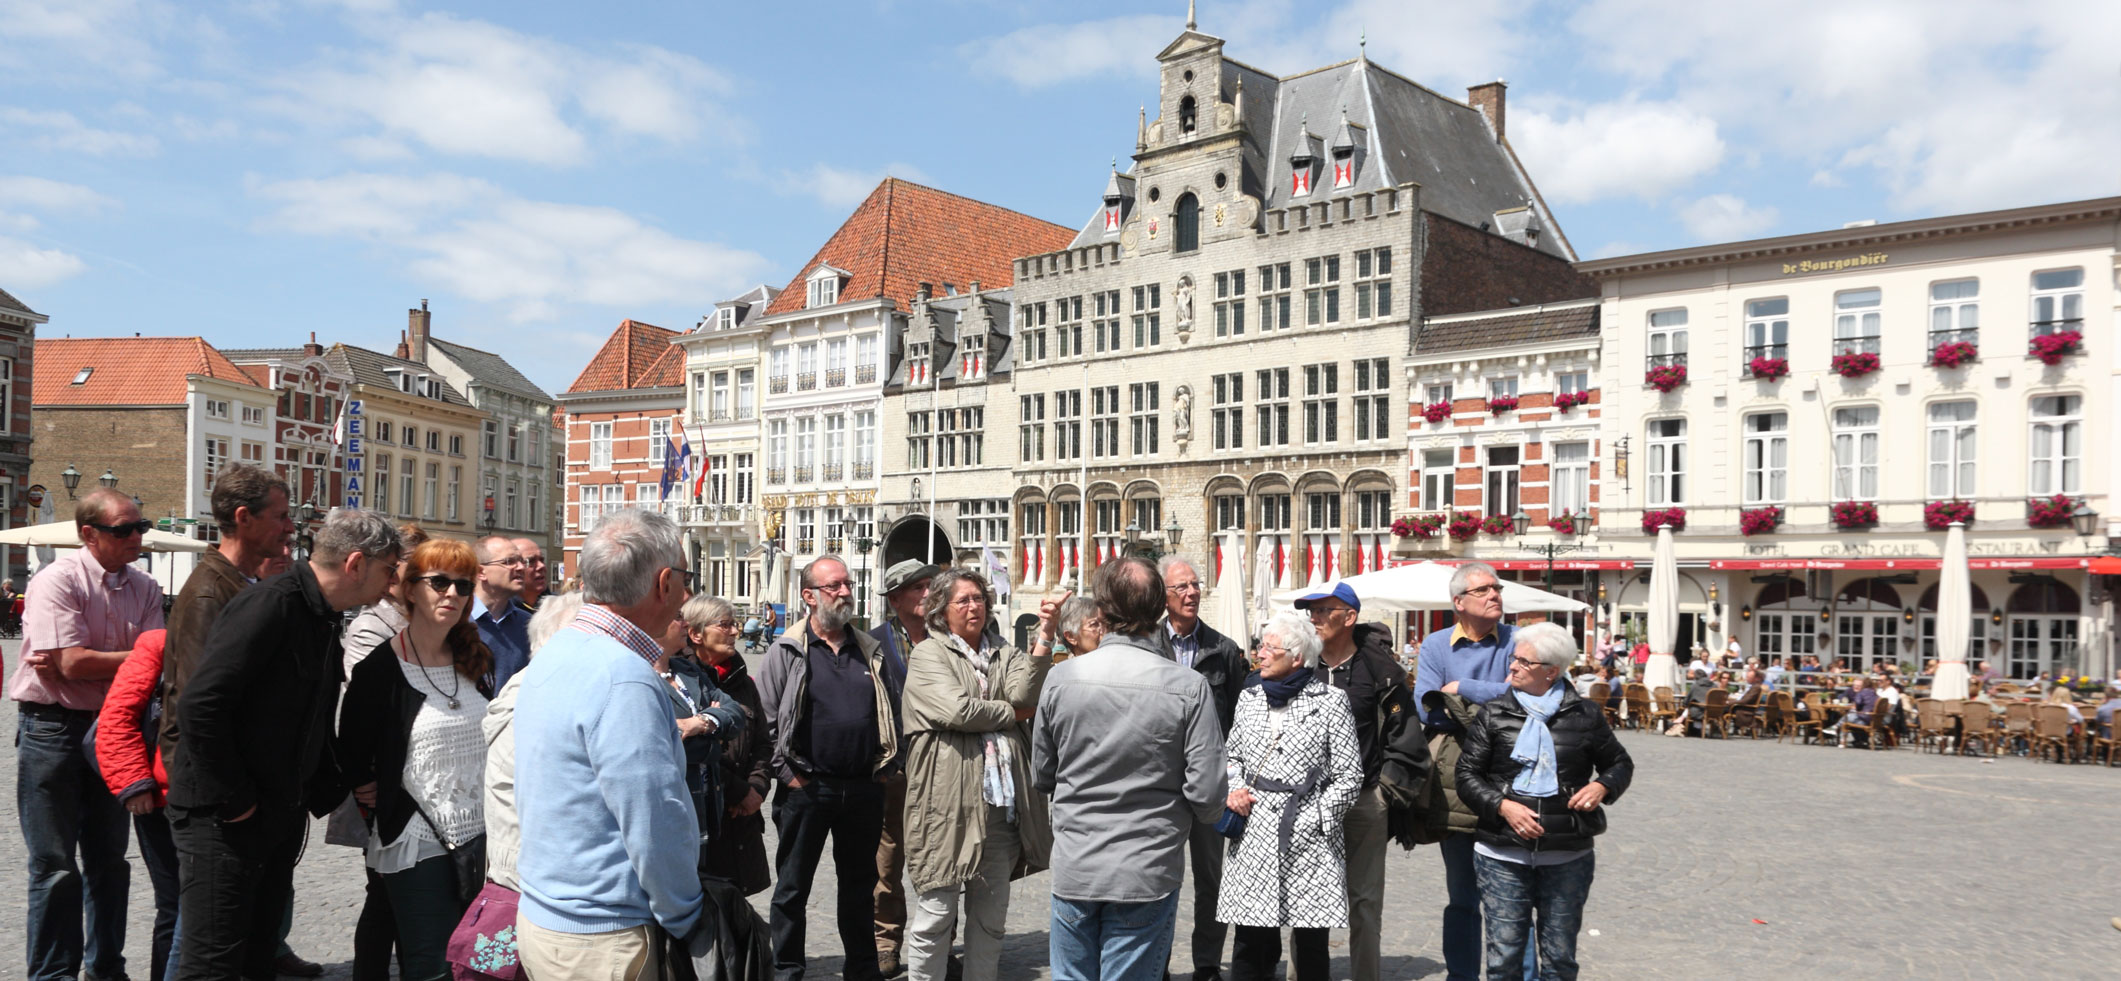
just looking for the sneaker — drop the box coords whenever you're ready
[274,951,325,978]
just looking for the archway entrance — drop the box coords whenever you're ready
[882,515,955,572]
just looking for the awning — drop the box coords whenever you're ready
[1711,557,2092,572]
[1398,558,1635,571]
[2090,556,2121,575]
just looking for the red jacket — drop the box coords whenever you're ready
[97,628,167,807]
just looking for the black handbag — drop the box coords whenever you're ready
[1213,807,1248,840]
[412,800,488,907]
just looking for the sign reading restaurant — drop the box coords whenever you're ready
[1781,251,1889,275]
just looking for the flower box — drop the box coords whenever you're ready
[1831,500,1879,529]
[2030,330,2082,366]
[1447,511,1485,541]
[1923,499,1975,531]
[1554,391,1590,412]
[1746,357,1789,381]
[1487,395,1519,414]
[1547,511,1583,534]
[2026,493,2075,529]
[1479,513,1514,535]
[1738,506,1783,537]
[1831,351,1881,378]
[1421,400,1453,424]
[1645,364,1688,392]
[1391,513,1445,540]
[1929,341,1978,369]
[1640,507,1686,533]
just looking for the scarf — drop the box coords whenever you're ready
[1509,684,1565,797]
[1260,667,1316,708]
[946,633,1017,821]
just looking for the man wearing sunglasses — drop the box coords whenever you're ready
[473,536,531,689]
[12,487,165,981]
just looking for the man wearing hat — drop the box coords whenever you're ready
[867,558,936,976]
[1293,581,1413,981]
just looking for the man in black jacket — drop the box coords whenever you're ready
[1157,555,1246,981]
[164,509,401,981]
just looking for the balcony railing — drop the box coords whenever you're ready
[856,364,877,384]
[737,407,755,420]
[797,375,818,391]
[823,463,843,481]
[711,410,731,422]
[824,537,845,554]
[794,465,814,483]
[853,462,874,480]
[1927,327,1978,352]
[796,538,815,554]
[2031,318,2083,337]
[825,368,846,387]
[1645,352,1687,371]
[766,467,786,485]
[1740,343,1787,373]
[769,376,789,394]
[1831,336,1881,356]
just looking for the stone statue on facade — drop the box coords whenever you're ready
[1172,383,1193,446]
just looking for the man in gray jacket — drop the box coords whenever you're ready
[1033,557,1227,981]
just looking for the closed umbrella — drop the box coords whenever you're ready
[1640,526,1684,694]
[1210,537,1251,644]
[1931,521,1972,700]
[1252,539,1276,636]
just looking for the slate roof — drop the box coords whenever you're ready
[322,343,474,406]
[1414,300,1600,357]
[762,178,1073,318]
[883,291,1016,390]
[428,337,552,401]
[565,320,682,394]
[0,285,43,319]
[35,336,264,406]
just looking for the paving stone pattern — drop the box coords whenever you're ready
[3,639,2115,979]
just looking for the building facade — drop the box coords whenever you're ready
[323,344,487,543]
[558,320,685,580]
[0,286,43,580]
[674,286,777,604]
[407,302,561,553]
[1583,197,2120,680]
[224,339,354,523]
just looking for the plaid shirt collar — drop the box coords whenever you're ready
[571,603,664,667]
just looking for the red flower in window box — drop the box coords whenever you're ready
[1422,400,1453,424]
[2029,330,2082,366]
[2026,494,2075,529]
[1746,357,1789,381]
[1929,341,1978,369]
[1554,391,1590,412]
[1645,365,1688,392]
[1831,351,1881,378]
[1447,511,1485,541]
[1480,513,1514,535]
[1830,501,1879,529]
[1391,513,1445,539]
[1547,511,1584,534]
[1738,506,1783,536]
[1640,507,1686,533]
[1923,499,1974,531]
[1487,395,1519,414]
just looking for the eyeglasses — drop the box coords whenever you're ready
[1259,643,1291,659]
[705,618,739,631]
[949,596,987,609]
[1509,656,1550,671]
[413,575,475,596]
[1165,582,1202,595]
[1460,584,1502,598]
[87,519,153,538]
[808,579,854,594]
[482,557,526,567]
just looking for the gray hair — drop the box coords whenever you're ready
[1155,554,1199,581]
[680,593,734,633]
[311,508,402,566]
[578,508,683,607]
[800,554,849,590]
[527,592,584,654]
[1513,622,1577,669]
[1448,561,1498,598]
[921,567,995,636]
[1057,593,1099,643]
[1261,610,1323,668]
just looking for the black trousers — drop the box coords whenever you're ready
[1230,924,1329,981]
[134,811,181,981]
[170,806,303,981]
[770,778,884,981]
[351,867,397,981]
[381,853,466,981]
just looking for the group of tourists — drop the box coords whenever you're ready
[13,462,1633,981]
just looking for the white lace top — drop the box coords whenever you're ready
[366,652,490,874]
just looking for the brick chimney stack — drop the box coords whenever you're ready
[408,299,431,362]
[1468,79,1507,140]
[303,331,322,357]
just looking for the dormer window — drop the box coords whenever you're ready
[1292,164,1313,197]
[908,342,931,385]
[71,367,93,385]
[1105,201,1123,231]
[716,307,738,331]
[806,265,847,309]
[961,342,984,381]
[1332,150,1354,190]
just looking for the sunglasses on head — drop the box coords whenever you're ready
[87,519,154,538]
[413,574,475,596]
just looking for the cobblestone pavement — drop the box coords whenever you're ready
[5,635,2117,979]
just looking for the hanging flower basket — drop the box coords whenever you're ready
[1746,357,1789,381]
[1391,513,1445,540]
[1831,500,1879,529]
[2026,493,2075,529]
[2030,330,2083,366]
[1738,506,1783,536]
[1645,364,1688,392]
[1487,395,1519,415]
[1923,499,1975,530]
[1447,511,1485,540]
[1421,400,1453,424]
[1547,511,1583,534]
[1929,342,1978,369]
[1831,351,1881,378]
[1640,507,1686,533]
[1554,391,1590,412]
[1480,513,1514,535]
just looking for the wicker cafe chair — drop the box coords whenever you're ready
[1623,684,1653,730]
[1955,701,1999,757]
[2031,705,2077,763]
[1758,691,1796,741]
[1729,686,1767,738]
[2002,702,2036,755]
[1790,692,1827,745]
[1913,699,1951,754]
[1842,700,1888,750]
[1652,687,1679,732]
[1701,688,1732,738]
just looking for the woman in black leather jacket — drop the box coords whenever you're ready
[1456,622,1632,981]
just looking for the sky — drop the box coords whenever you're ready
[3,0,2117,395]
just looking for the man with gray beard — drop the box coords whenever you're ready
[758,555,898,981]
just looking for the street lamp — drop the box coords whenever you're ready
[1510,510,1594,588]
[1164,516,1183,550]
[843,515,875,628]
[60,463,81,498]
[293,500,319,562]
[2070,500,2099,538]
[99,469,118,490]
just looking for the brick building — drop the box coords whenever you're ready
[320,343,488,543]
[558,319,684,580]
[0,286,44,580]
[224,337,354,520]
[405,302,562,553]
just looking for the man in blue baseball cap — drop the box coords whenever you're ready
[1292,580,1410,981]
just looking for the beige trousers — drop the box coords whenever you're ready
[516,915,663,981]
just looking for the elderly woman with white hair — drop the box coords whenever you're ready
[1216,610,1362,981]
[1456,622,1634,981]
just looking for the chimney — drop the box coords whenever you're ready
[1468,79,1507,140]
[408,299,431,362]
[968,280,981,295]
[917,282,933,301]
[303,331,322,357]
[394,330,410,360]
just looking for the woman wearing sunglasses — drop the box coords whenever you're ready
[680,594,773,895]
[337,539,497,981]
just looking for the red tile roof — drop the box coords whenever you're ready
[35,336,266,407]
[564,320,680,394]
[762,178,1074,317]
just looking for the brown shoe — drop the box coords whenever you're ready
[274,951,325,977]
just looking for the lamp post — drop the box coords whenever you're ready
[843,516,875,630]
[99,469,118,490]
[60,464,81,499]
[1510,509,1592,589]
[293,500,319,562]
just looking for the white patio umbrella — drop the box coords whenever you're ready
[0,520,211,553]
[1268,560,1589,615]
[1931,520,1972,700]
[1209,537,1251,644]
[1640,526,1684,694]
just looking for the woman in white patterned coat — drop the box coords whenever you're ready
[1218,611,1363,981]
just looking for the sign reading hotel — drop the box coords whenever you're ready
[1781,251,1888,275]
[343,399,364,508]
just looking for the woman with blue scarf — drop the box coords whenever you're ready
[1456,622,1633,980]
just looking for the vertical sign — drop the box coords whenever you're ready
[343,399,364,508]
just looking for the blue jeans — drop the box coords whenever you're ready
[1440,833,1536,981]
[1048,890,1178,981]
[135,810,181,981]
[1474,851,1595,981]
[17,709,132,981]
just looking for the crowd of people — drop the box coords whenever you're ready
[13,466,1634,981]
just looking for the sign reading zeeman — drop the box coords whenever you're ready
[343,399,364,509]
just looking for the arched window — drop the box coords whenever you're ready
[1179,95,1197,133]
[1175,193,1200,253]
[2007,581,2079,614]
[1836,578,1902,610]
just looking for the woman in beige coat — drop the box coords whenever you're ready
[899,568,1057,981]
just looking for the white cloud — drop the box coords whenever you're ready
[1677,194,1779,242]
[0,235,88,288]
[251,172,774,322]
[0,176,119,214]
[1589,241,1647,260]
[1511,100,1725,204]
[778,163,932,209]
[0,108,160,156]
[963,15,1180,88]
[1809,169,1844,189]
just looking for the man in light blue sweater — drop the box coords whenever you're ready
[514,510,705,979]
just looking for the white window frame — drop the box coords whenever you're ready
[1926,401,1977,500]
[2029,268,2084,336]
[1648,309,1688,366]
[2028,394,2082,495]
[1743,298,1788,364]
[1832,288,1882,356]
[1483,445,1520,516]
[1647,417,1686,506]
[1831,405,1881,501]
[1928,279,1979,351]
[1741,412,1788,505]
[1552,442,1590,514]
[1302,363,1338,446]
[806,269,841,308]
[649,418,670,464]
[1422,448,1456,511]
[589,421,613,469]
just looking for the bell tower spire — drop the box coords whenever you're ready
[1187,0,1197,31]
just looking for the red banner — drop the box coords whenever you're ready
[1710,556,2091,571]
[1395,559,1636,571]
